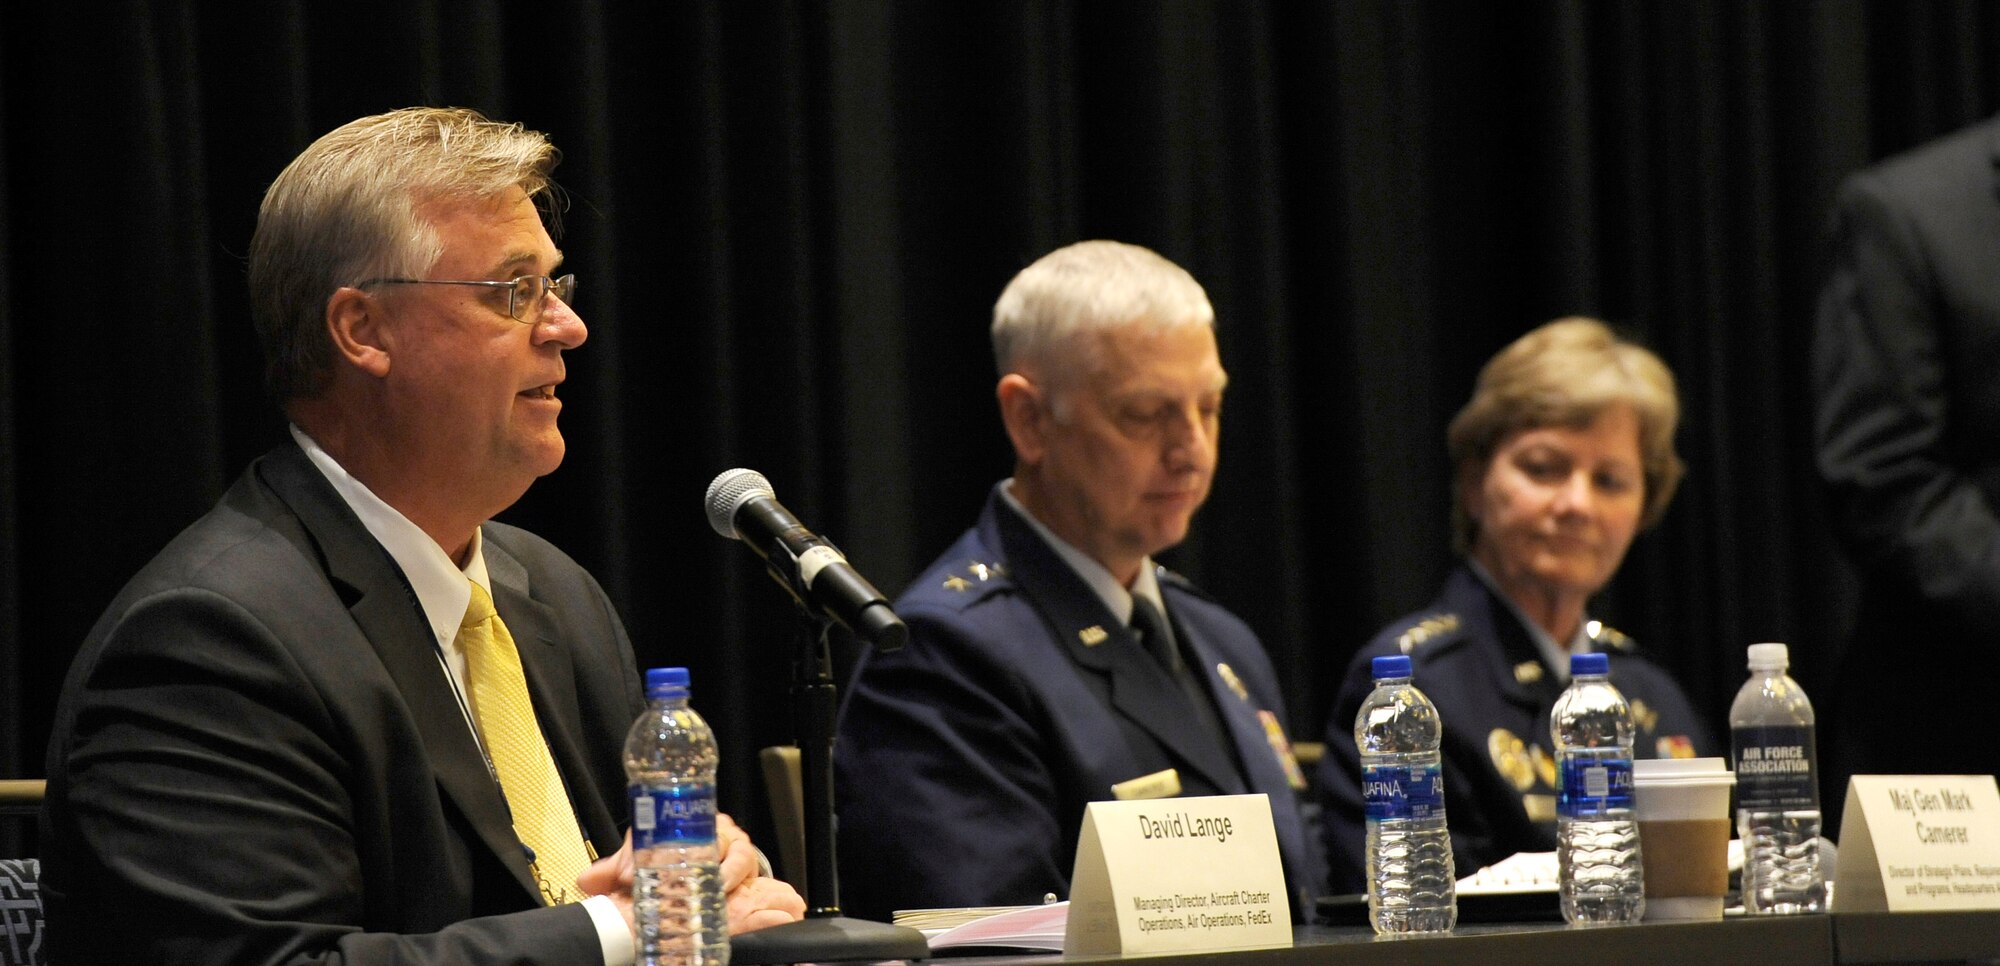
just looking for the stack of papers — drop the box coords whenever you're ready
[894,902,1069,952]
[1458,851,1560,893]
[1457,842,1747,894]
[893,905,1038,933]
[1323,843,1762,925]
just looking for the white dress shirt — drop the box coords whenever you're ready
[998,478,1170,621]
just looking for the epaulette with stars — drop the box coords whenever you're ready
[1393,613,1463,655]
[933,559,1010,603]
[1587,620,1641,656]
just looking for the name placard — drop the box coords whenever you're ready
[1064,793,1291,956]
[1837,775,2000,912]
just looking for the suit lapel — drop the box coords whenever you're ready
[1103,615,1243,795]
[1459,567,1564,712]
[1165,582,1331,908]
[257,446,544,904]
[1173,610,1267,799]
[1172,598,1315,886]
[987,497,1242,793]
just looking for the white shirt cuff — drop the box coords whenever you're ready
[581,893,636,966]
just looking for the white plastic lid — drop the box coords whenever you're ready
[1747,642,1789,670]
[1631,756,1735,786]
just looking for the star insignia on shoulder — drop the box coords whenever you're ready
[1396,613,1461,654]
[942,559,1005,593]
[1586,620,1637,654]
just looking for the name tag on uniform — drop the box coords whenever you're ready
[1065,794,1291,956]
[1112,768,1182,801]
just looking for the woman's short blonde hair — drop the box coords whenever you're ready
[1446,316,1684,554]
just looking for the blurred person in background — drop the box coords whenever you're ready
[1315,317,1713,891]
[1815,114,2000,811]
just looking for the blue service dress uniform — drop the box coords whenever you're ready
[1314,564,1713,893]
[834,486,1325,922]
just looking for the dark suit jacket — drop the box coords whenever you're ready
[41,443,645,965]
[1814,114,2000,802]
[833,488,1324,923]
[1315,565,1713,893]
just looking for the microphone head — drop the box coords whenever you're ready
[705,468,775,540]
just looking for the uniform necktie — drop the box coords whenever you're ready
[1132,594,1236,775]
[459,580,592,905]
[1129,595,1183,676]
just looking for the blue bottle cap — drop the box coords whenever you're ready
[1372,654,1413,680]
[645,666,690,698]
[1570,652,1609,676]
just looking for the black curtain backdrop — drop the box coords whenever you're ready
[4,0,1998,862]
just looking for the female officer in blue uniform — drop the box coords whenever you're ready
[1316,317,1714,892]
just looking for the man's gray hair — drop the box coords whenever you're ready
[991,240,1214,386]
[248,106,561,401]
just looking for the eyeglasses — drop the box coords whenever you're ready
[358,273,577,325]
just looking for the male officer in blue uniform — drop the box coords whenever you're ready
[1317,564,1713,891]
[834,240,1323,923]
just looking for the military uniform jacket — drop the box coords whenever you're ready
[1314,564,1712,892]
[834,487,1324,922]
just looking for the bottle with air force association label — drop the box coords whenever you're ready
[1354,654,1456,934]
[626,667,729,965]
[1552,651,1644,925]
[1730,642,1825,914]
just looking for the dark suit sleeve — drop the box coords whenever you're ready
[834,606,1070,921]
[1814,171,2000,629]
[47,588,604,966]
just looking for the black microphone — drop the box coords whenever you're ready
[705,469,908,651]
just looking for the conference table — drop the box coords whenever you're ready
[937,910,2000,964]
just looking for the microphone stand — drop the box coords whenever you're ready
[728,604,930,964]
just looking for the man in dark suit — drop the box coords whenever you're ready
[41,107,801,965]
[834,240,1323,923]
[1815,114,2000,810]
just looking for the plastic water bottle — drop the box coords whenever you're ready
[1730,642,1826,915]
[1354,654,1456,934]
[625,668,729,965]
[1551,652,1644,925]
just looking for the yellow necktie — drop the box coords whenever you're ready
[459,580,592,905]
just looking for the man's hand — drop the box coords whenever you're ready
[577,832,637,934]
[578,814,805,939]
[718,813,806,933]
